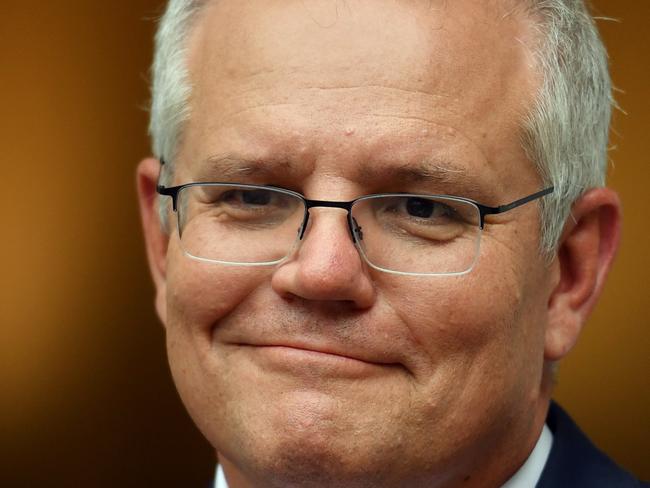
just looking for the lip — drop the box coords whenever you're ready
[233,343,401,379]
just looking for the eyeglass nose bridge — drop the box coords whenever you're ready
[300,199,361,243]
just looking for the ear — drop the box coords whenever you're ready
[136,157,169,325]
[545,187,621,360]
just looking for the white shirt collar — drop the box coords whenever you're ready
[215,461,228,488]
[214,424,552,488]
[501,424,553,488]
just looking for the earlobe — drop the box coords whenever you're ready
[544,188,621,361]
[136,157,169,325]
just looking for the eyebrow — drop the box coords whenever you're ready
[197,155,298,180]
[358,158,484,196]
[196,154,486,198]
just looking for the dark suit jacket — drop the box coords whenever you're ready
[537,402,647,487]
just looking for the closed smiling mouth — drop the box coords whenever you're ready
[228,342,405,378]
[257,344,374,362]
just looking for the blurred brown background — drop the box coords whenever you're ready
[1,1,647,486]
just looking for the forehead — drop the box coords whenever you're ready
[180,0,539,190]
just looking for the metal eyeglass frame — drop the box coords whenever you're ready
[157,161,554,275]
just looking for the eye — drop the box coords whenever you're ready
[222,189,273,206]
[370,196,457,223]
[404,197,450,219]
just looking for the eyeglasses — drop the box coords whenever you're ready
[157,181,553,276]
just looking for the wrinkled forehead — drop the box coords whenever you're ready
[181,0,540,185]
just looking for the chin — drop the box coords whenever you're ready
[225,436,413,488]
[215,397,441,488]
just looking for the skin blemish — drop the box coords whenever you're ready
[344,127,355,136]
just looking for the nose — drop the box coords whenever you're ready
[271,209,376,308]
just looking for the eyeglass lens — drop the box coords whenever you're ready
[175,184,482,274]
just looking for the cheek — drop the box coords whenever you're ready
[389,275,518,349]
[380,244,533,375]
[162,240,274,446]
[165,238,272,334]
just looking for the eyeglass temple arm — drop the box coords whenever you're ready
[477,186,554,225]
[155,159,181,211]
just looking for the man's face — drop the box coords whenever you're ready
[159,0,555,485]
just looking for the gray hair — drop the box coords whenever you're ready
[521,0,612,253]
[149,0,612,254]
[149,0,208,189]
